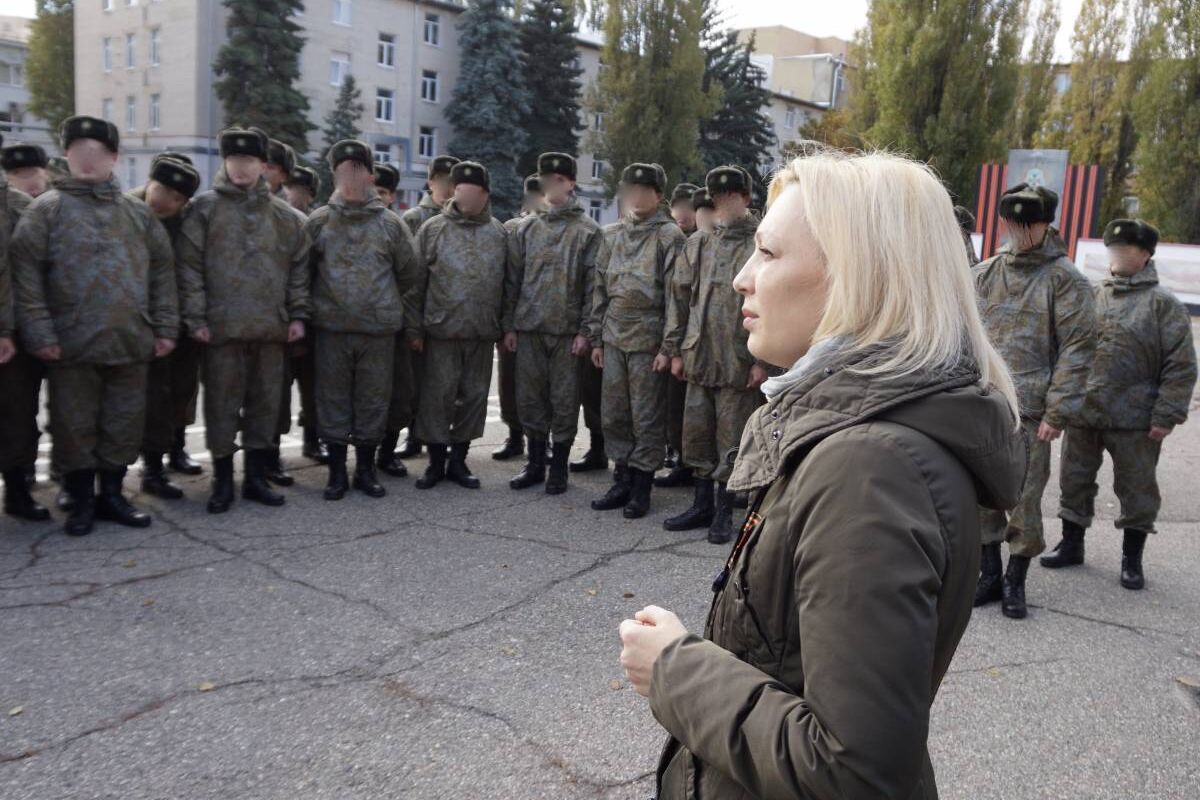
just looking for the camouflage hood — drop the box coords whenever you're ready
[326,190,387,219]
[56,176,124,202]
[1104,263,1158,293]
[713,210,758,240]
[211,168,272,202]
[441,198,493,226]
[1007,227,1069,268]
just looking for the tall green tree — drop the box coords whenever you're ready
[212,0,314,151]
[24,0,74,147]
[315,74,364,203]
[1132,0,1200,243]
[446,0,530,218]
[516,0,584,176]
[1007,0,1061,149]
[697,29,776,188]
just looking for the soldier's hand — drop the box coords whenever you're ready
[571,335,590,357]
[670,356,685,381]
[747,364,768,389]
[1148,426,1172,442]
[0,337,14,364]
[287,320,306,343]
[503,332,518,353]
[591,347,604,369]
[190,327,211,344]
[652,353,671,373]
[1037,421,1062,442]
[154,338,177,358]
[32,344,62,361]
[410,338,425,353]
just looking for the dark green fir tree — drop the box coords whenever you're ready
[315,74,365,203]
[516,0,585,176]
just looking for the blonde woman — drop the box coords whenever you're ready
[618,148,1027,799]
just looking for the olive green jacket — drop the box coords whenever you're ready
[0,176,32,339]
[400,192,442,239]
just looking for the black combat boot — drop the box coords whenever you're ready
[95,467,152,528]
[731,491,749,510]
[1041,519,1086,569]
[376,430,408,478]
[264,445,294,487]
[397,430,423,459]
[545,441,571,495]
[447,443,481,489]
[654,465,695,489]
[415,444,447,490]
[623,468,653,519]
[1001,555,1031,619]
[353,445,387,498]
[168,428,203,475]
[324,444,349,501]
[663,447,678,470]
[663,479,715,532]
[63,469,96,536]
[591,464,631,511]
[570,432,608,473]
[510,439,547,490]
[974,543,1003,607]
[492,430,525,461]
[140,452,184,500]
[56,485,75,512]
[1120,529,1148,590]
[242,450,286,507]
[708,483,734,545]
[207,456,235,514]
[3,468,51,522]
[302,428,329,464]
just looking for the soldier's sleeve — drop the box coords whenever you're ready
[389,215,419,298]
[404,223,433,341]
[577,226,601,340]
[285,217,312,322]
[657,228,685,356]
[9,200,58,351]
[176,204,208,333]
[0,245,12,339]
[586,233,611,348]
[662,234,699,358]
[145,213,179,339]
[1042,269,1097,429]
[0,190,26,337]
[1151,295,1198,429]
[502,219,525,333]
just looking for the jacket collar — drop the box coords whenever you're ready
[213,168,270,200]
[56,175,123,201]
[1104,262,1158,292]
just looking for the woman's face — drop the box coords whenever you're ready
[733,185,828,368]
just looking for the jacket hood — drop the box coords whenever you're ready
[327,190,386,217]
[1104,262,1158,292]
[543,196,584,220]
[622,208,674,228]
[213,167,270,200]
[1007,226,1069,267]
[441,198,492,225]
[730,346,1026,512]
[418,192,441,212]
[714,211,757,239]
[56,176,123,201]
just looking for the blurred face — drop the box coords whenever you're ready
[1004,220,1049,252]
[453,182,488,215]
[334,159,374,201]
[1108,244,1152,277]
[375,186,396,206]
[6,166,49,197]
[522,191,546,213]
[65,139,118,182]
[224,155,265,188]
[695,207,716,233]
[620,183,661,217]
[264,162,288,192]
[671,201,696,231]
[539,172,574,206]
[733,185,829,368]
[144,180,188,219]
[285,184,314,211]
[713,191,750,224]
[429,173,455,204]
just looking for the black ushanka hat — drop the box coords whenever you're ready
[286,165,320,194]
[706,165,752,197]
[61,115,120,153]
[268,139,297,173]
[150,157,202,199]
[620,162,666,193]
[328,139,373,171]
[998,183,1058,225]
[450,160,489,192]
[219,127,269,160]
[152,150,194,168]
[1,143,49,171]
[537,152,576,181]
[374,163,400,192]
[523,174,542,194]
[691,188,714,211]
[670,182,699,206]
[428,155,460,180]
[1103,218,1159,255]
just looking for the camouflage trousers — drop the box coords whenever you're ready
[143,337,202,454]
[601,347,667,473]
[666,373,686,454]
[47,361,148,473]
[682,383,762,482]
[314,330,395,446]
[0,351,45,471]
[514,332,580,444]
[1059,427,1163,533]
[497,343,522,435]
[578,354,603,437]
[276,342,317,438]
[415,338,493,445]
[386,337,423,434]
[979,417,1048,558]
[201,342,285,459]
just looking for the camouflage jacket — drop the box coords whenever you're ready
[401,192,443,239]
[974,230,1096,427]
[177,170,311,344]
[663,213,760,387]
[0,175,32,339]
[1079,264,1196,430]
[11,176,177,365]
[304,192,418,335]
[502,198,601,338]
[407,199,509,342]
[587,209,686,354]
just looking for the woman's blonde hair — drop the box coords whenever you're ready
[768,145,1019,423]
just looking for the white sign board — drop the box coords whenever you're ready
[1074,238,1200,312]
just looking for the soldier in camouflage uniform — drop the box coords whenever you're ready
[305,140,418,501]
[587,162,686,519]
[973,184,1096,618]
[285,165,320,213]
[11,115,178,536]
[503,154,601,495]
[661,166,765,543]
[263,137,295,200]
[2,142,51,199]
[1044,218,1197,590]
[408,160,510,490]
[177,127,311,514]
[374,162,400,209]
[691,188,715,234]
[129,155,203,500]
[658,182,701,487]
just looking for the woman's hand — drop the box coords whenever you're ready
[619,605,688,697]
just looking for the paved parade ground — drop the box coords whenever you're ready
[2,327,1199,800]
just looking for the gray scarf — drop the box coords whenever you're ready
[760,336,851,399]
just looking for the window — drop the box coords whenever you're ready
[784,107,796,129]
[125,0,136,6]
[591,156,604,180]
[102,37,113,71]
[150,28,161,66]
[101,98,114,121]
[332,0,351,26]
[125,156,136,187]
[125,33,136,68]
[418,126,436,158]
[423,13,440,45]
[0,62,23,87]
[374,142,392,164]
[377,33,395,68]
[102,0,113,11]
[592,112,604,131]
[149,93,160,129]
[330,52,350,86]
[125,95,137,131]
[1054,72,1071,96]
[375,88,394,122]
[588,199,602,223]
[420,70,438,103]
